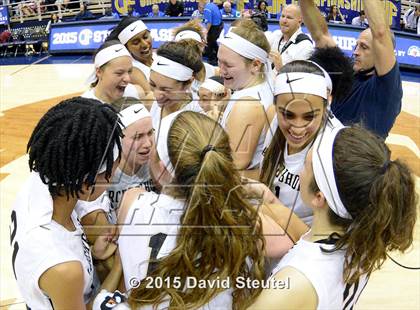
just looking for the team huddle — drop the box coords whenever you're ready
[10,0,417,309]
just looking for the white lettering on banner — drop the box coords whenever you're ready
[52,29,111,46]
[333,35,357,51]
[79,29,93,46]
[52,32,78,44]
[93,30,109,43]
[150,28,172,42]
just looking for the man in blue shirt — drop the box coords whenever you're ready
[201,0,223,66]
[300,0,402,138]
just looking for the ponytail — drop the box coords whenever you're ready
[129,111,265,309]
[322,127,418,284]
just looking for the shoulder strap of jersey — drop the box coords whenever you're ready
[279,33,313,54]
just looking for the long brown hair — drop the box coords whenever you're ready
[313,126,418,284]
[129,111,265,309]
[260,61,328,188]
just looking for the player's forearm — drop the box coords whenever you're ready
[362,0,389,37]
[299,0,330,43]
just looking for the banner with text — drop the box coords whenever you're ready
[49,19,419,67]
[111,0,401,28]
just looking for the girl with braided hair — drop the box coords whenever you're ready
[10,97,123,309]
[250,126,417,309]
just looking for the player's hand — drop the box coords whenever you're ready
[91,226,118,260]
[269,51,283,71]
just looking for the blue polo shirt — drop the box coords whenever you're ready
[203,2,222,26]
[331,62,402,138]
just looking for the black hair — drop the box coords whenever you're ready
[257,0,268,11]
[309,47,354,102]
[27,97,123,198]
[251,11,268,31]
[106,16,146,42]
[208,75,224,85]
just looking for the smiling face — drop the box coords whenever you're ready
[126,29,153,64]
[149,71,190,108]
[217,45,259,90]
[96,56,133,103]
[352,29,375,73]
[276,93,325,154]
[121,117,154,171]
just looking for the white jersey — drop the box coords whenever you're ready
[220,81,274,169]
[150,100,204,131]
[133,59,151,81]
[118,191,233,308]
[11,172,97,309]
[272,141,312,225]
[81,84,140,102]
[75,166,154,224]
[270,231,368,310]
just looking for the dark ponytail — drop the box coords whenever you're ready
[321,126,417,284]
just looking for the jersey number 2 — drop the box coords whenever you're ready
[10,210,19,280]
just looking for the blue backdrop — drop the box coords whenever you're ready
[49,18,420,68]
[0,6,10,25]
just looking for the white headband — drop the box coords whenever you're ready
[274,72,329,99]
[174,30,202,43]
[97,144,120,175]
[86,44,132,85]
[118,104,151,129]
[151,55,193,81]
[200,79,225,94]
[118,20,148,45]
[307,60,333,95]
[218,31,268,62]
[155,111,183,178]
[94,44,131,68]
[312,125,352,219]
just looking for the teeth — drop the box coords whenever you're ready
[289,131,305,139]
